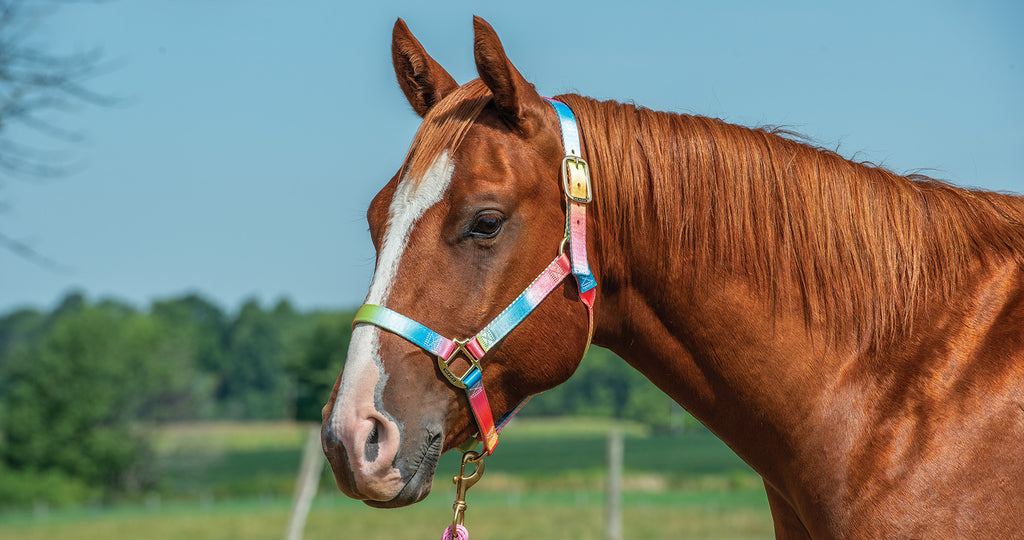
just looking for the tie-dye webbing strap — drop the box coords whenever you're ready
[353,304,459,359]
[545,98,597,298]
[354,253,576,455]
[466,255,573,357]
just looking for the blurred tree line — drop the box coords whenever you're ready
[0,291,690,506]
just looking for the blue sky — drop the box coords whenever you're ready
[1,0,1021,313]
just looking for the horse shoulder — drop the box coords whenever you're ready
[834,260,1024,536]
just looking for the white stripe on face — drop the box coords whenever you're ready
[330,151,455,447]
[365,151,456,307]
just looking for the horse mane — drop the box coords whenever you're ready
[399,81,1024,347]
[557,94,1024,347]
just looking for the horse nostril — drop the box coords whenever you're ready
[365,419,381,462]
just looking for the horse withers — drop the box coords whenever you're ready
[322,16,1024,538]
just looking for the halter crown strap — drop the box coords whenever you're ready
[353,98,594,456]
[545,98,597,298]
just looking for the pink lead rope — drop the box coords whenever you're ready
[442,525,469,540]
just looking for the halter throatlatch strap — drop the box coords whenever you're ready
[353,98,595,456]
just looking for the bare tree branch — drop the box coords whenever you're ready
[0,0,113,180]
[0,229,72,272]
[0,0,112,268]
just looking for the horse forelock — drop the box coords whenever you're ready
[557,94,1024,348]
[401,79,491,189]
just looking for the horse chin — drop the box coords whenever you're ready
[363,431,442,508]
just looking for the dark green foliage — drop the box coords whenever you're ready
[0,293,696,434]
[0,304,179,501]
[150,293,230,420]
[285,311,352,422]
[0,461,98,508]
[0,308,45,359]
[0,291,705,430]
[151,293,229,373]
[218,299,289,419]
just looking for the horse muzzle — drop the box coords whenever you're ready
[321,405,442,507]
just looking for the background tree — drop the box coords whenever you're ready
[286,311,352,422]
[151,293,229,419]
[0,0,112,264]
[0,301,191,501]
[218,299,291,419]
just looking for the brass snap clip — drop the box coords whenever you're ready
[451,450,485,532]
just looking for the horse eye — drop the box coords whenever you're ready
[470,213,504,238]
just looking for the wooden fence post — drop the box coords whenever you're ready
[285,424,325,540]
[606,428,623,540]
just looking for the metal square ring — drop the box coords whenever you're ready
[436,339,483,389]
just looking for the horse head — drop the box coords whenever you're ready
[321,17,595,508]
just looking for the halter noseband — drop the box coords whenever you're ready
[353,98,596,455]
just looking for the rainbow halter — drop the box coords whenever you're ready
[353,98,596,455]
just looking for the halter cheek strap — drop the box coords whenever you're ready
[353,98,595,456]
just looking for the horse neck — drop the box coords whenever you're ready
[592,243,858,491]
[573,92,1024,494]
[574,100,866,492]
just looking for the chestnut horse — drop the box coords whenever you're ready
[322,16,1024,538]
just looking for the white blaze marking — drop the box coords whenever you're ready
[366,151,456,307]
[330,151,455,454]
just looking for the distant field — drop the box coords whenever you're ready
[155,418,760,497]
[0,418,775,538]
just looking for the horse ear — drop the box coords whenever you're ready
[392,18,459,118]
[473,16,545,133]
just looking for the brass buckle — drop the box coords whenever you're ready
[561,155,592,204]
[437,339,482,389]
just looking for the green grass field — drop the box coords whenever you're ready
[0,491,774,540]
[0,419,776,539]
